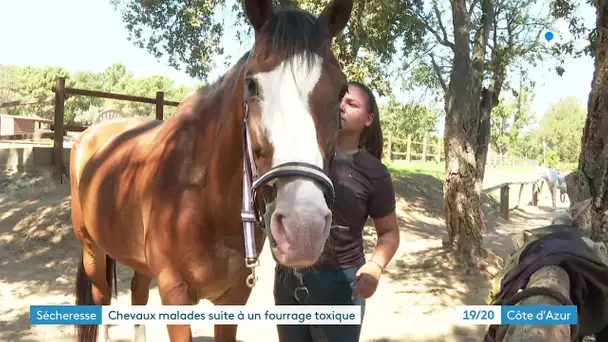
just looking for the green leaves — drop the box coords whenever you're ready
[536,96,586,162]
[110,0,226,81]
[379,96,441,140]
[509,96,586,165]
[548,0,595,75]
[1,65,69,121]
[490,85,535,155]
[111,0,426,97]
[0,63,197,124]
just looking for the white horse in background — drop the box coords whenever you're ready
[533,166,570,209]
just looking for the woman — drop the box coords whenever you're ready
[273,81,401,342]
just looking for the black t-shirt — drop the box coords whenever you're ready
[314,150,396,269]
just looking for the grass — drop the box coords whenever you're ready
[383,160,538,213]
[384,160,445,179]
[385,160,534,180]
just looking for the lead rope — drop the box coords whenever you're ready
[241,70,261,288]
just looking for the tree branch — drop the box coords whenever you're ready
[432,0,455,50]
[450,0,471,60]
[471,0,493,82]
[430,54,449,93]
[468,0,480,17]
[415,2,456,51]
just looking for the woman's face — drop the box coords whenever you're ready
[339,84,374,135]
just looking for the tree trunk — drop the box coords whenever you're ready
[443,0,492,269]
[565,0,608,242]
[476,8,510,186]
[476,88,499,182]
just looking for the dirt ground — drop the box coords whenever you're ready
[0,166,566,342]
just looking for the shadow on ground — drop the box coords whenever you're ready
[0,167,560,342]
[0,170,81,299]
[356,170,563,341]
[0,169,154,341]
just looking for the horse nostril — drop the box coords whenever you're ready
[323,212,332,232]
[273,212,286,235]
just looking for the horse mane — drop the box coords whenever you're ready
[150,56,249,187]
[154,7,333,186]
[253,8,330,69]
[191,6,329,99]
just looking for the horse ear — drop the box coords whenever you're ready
[318,0,353,38]
[244,0,275,32]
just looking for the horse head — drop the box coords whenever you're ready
[241,0,353,267]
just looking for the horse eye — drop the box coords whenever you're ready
[246,78,260,99]
[338,85,348,100]
[254,146,268,158]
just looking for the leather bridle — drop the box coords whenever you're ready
[239,57,336,288]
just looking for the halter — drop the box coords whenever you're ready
[239,53,336,288]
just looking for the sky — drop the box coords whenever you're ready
[0,0,597,134]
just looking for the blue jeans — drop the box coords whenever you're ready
[273,265,366,342]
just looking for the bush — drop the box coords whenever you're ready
[555,162,578,172]
[536,150,561,169]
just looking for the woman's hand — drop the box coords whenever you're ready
[352,260,383,299]
[351,211,399,299]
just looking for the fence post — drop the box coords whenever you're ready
[53,77,66,183]
[500,184,510,220]
[435,137,441,163]
[532,183,538,206]
[155,91,164,120]
[406,135,411,163]
[422,134,427,162]
[387,133,393,161]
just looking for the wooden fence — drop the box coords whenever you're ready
[0,77,180,182]
[482,181,539,220]
[384,133,442,163]
[384,133,538,168]
[381,132,541,219]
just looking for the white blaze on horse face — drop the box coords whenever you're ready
[253,53,332,267]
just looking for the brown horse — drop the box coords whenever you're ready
[69,0,354,341]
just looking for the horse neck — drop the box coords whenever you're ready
[176,67,247,204]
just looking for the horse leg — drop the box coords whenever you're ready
[75,243,116,342]
[131,271,152,342]
[157,269,193,342]
[537,180,544,194]
[549,184,556,210]
[211,277,254,342]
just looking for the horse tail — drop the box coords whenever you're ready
[75,255,117,342]
[106,255,118,300]
[75,256,97,342]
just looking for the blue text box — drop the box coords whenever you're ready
[30,305,102,325]
[501,305,577,325]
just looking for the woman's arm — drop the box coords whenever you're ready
[353,166,400,298]
[352,211,400,298]
[368,210,400,270]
